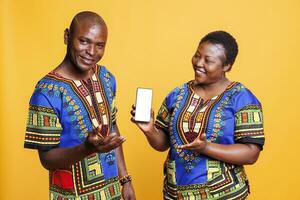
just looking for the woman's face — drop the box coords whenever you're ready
[192,42,230,85]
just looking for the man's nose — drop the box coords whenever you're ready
[86,45,96,56]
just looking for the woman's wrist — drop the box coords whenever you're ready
[200,141,209,154]
[143,125,157,137]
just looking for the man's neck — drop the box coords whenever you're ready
[55,58,94,80]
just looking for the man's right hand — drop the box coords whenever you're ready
[85,126,126,153]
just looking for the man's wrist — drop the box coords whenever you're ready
[119,174,132,186]
[83,140,95,155]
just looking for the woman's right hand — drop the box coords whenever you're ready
[130,104,155,134]
[130,104,170,151]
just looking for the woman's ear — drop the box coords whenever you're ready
[223,64,232,72]
[64,28,69,45]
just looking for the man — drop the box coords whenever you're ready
[24,11,136,200]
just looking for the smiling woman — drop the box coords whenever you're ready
[131,31,264,199]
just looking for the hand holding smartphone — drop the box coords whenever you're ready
[134,88,152,122]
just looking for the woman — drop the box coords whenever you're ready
[131,31,264,199]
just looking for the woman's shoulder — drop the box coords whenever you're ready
[163,82,189,108]
[166,82,189,99]
[229,82,262,111]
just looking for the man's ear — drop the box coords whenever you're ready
[64,28,69,45]
[223,64,232,72]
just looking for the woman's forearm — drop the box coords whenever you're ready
[202,143,261,165]
[144,127,169,152]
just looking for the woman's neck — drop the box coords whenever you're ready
[192,77,232,100]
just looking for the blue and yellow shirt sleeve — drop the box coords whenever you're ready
[24,91,62,151]
[155,87,180,134]
[233,88,265,150]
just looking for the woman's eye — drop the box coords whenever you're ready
[194,55,200,59]
[206,59,214,63]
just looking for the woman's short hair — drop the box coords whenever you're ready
[200,31,238,67]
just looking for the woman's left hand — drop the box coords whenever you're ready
[122,182,136,200]
[178,133,207,153]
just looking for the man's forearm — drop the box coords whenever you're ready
[114,124,128,177]
[38,143,93,170]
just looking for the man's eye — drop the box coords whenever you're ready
[79,39,87,44]
[97,44,105,49]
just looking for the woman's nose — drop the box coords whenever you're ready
[196,58,204,67]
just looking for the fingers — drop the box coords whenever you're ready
[178,142,194,150]
[130,104,136,123]
[96,132,126,152]
[130,117,136,123]
[178,134,207,151]
[131,104,136,109]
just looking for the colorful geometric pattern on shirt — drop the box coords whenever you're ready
[49,178,121,200]
[71,74,110,137]
[36,81,89,139]
[71,153,116,195]
[163,160,249,200]
[167,84,202,172]
[156,102,171,132]
[101,70,117,126]
[234,104,264,141]
[25,105,62,147]
[46,67,113,138]
[169,83,226,172]
[163,160,178,199]
[178,92,221,144]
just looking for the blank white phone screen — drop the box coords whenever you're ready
[135,88,152,122]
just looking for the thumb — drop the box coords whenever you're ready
[200,133,206,141]
[150,109,155,122]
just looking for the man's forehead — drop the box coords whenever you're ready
[69,11,107,34]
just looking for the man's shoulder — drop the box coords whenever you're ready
[98,65,114,77]
[98,65,116,83]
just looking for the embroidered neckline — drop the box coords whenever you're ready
[48,65,99,83]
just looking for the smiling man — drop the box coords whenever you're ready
[24,11,135,200]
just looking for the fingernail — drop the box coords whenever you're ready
[111,132,116,136]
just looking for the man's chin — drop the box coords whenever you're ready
[76,63,95,72]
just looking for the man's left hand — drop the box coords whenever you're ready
[122,182,136,200]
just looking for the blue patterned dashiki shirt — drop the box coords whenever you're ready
[24,65,121,200]
[155,81,265,200]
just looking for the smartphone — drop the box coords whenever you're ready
[135,88,153,122]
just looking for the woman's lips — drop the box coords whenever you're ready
[195,67,206,75]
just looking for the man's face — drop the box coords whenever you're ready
[65,22,108,72]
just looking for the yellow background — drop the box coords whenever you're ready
[1,0,299,199]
